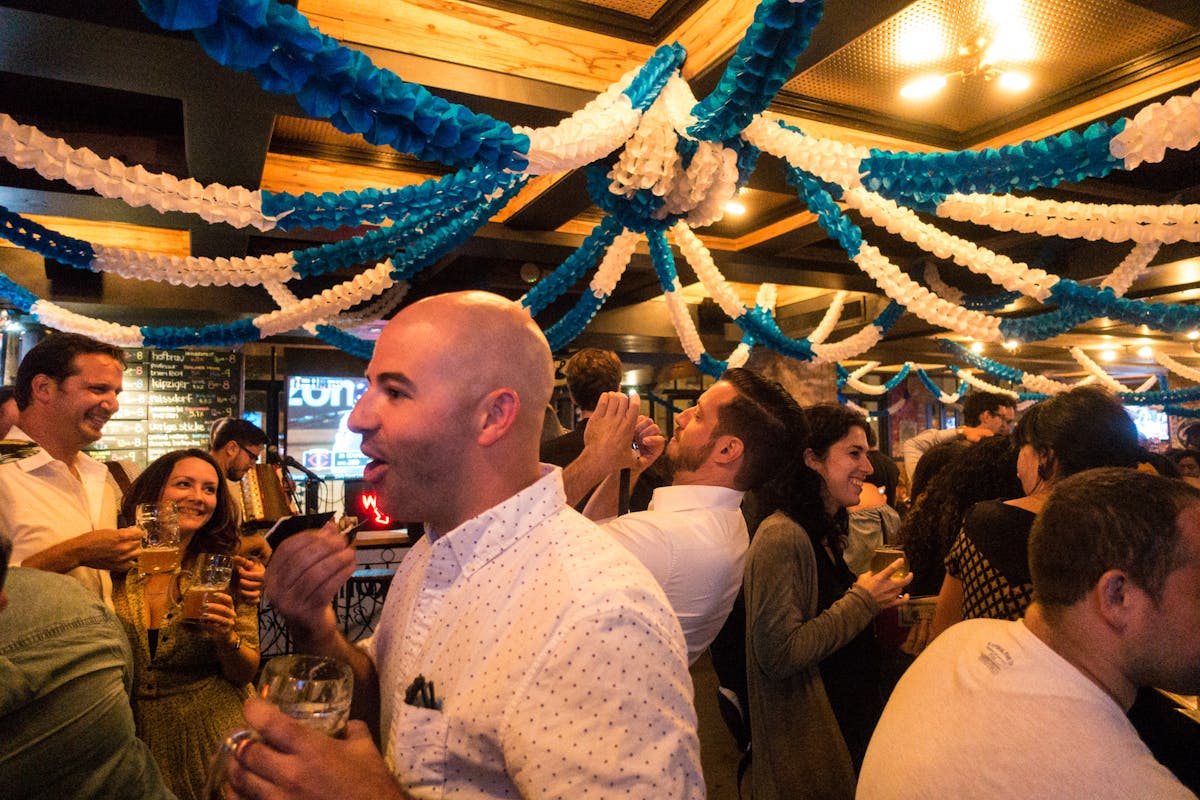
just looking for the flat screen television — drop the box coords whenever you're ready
[285,376,370,480]
[1124,404,1168,442]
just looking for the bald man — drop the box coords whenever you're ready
[230,292,703,799]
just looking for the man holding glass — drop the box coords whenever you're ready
[0,332,141,607]
[232,291,704,799]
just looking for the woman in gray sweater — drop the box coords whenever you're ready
[744,404,911,800]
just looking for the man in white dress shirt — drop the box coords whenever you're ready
[0,333,141,606]
[858,467,1200,799]
[228,291,704,800]
[565,369,805,664]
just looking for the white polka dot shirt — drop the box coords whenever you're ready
[363,466,704,798]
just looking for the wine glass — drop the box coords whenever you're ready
[203,655,354,798]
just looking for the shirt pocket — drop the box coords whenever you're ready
[388,703,449,799]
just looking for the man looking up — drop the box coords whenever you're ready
[858,467,1200,798]
[228,291,704,799]
[902,390,1017,480]
[564,369,806,665]
[0,332,140,606]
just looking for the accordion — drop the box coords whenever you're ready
[239,463,296,528]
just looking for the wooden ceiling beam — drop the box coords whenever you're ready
[298,0,654,93]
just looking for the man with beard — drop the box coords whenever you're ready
[563,369,806,665]
[226,291,704,800]
[0,333,141,607]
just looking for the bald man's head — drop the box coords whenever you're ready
[383,291,553,439]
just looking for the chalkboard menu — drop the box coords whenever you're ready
[88,348,241,469]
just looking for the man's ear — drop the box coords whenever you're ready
[477,388,521,447]
[29,374,54,404]
[1094,569,1139,633]
[711,435,744,466]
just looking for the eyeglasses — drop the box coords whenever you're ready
[237,443,263,462]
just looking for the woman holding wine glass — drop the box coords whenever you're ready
[111,448,260,800]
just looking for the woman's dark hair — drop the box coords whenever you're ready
[899,436,1023,596]
[908,440,968,506]
[757,403,869,547]
[121,448,238,559]
[1013,386,1140,481]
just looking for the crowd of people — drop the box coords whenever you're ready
[2,295,1199,799]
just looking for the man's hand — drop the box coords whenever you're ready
[73,526,143,572]
[264,522,357,645]
[958,425,995,443]
[632,416,665,473]
[581,391,641,474]
[226,697,403,800]
[235,555,266,606]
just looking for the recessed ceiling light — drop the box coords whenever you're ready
[724,200,747,215]
[1188,330,1200,340]
[900,74,948,100]
[970,341,984,354]
[1002,339,1019,350]
[1099,349,1118,362]
[1137,345,1154,359]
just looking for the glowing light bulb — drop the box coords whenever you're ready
[723,200,746,215]
[900,74,947,100]
[970,341,984,354]
[1137,345,1153,359]
[1099,349,1118,362]
[997,71,1031,92]
[1188,330,1200,340]
[1002,339,1019,350]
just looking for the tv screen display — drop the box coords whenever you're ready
[1124,404,1168,442]
[286,376,369,480]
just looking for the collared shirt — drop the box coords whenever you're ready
[603,484,748,665]
[0,425,122,606]
[0,568,174,799]
[363,466,704,799]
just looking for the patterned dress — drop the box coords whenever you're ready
[943,500,1036,621]
[112,558,259,800]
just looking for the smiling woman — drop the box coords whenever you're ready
[109,448,260,800]
[742,403,913,800]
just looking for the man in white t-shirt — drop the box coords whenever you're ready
[0,333,141,607]
[564,368,805,665]
[858,467,1200,799]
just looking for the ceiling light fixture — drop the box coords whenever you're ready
[723,200,747,216]
[970,341,984,354]
[899,32,1033,100]
[1002,339,1020,351]
[1099,349,1118,362]
[1137,345,1154,359]
[1188,330,1200,340]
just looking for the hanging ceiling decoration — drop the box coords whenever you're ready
[0,0,1198,387]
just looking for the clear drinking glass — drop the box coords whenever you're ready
[203,655,354,799]
[183,553,234,623]
[135,502,181,575]
[871,546,909,581]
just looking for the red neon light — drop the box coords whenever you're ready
[358,491,392,525]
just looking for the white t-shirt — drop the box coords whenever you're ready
[603,484,747,665]
[857,618,1195,799]
[362,467,704,799]
[0,426,122,606]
